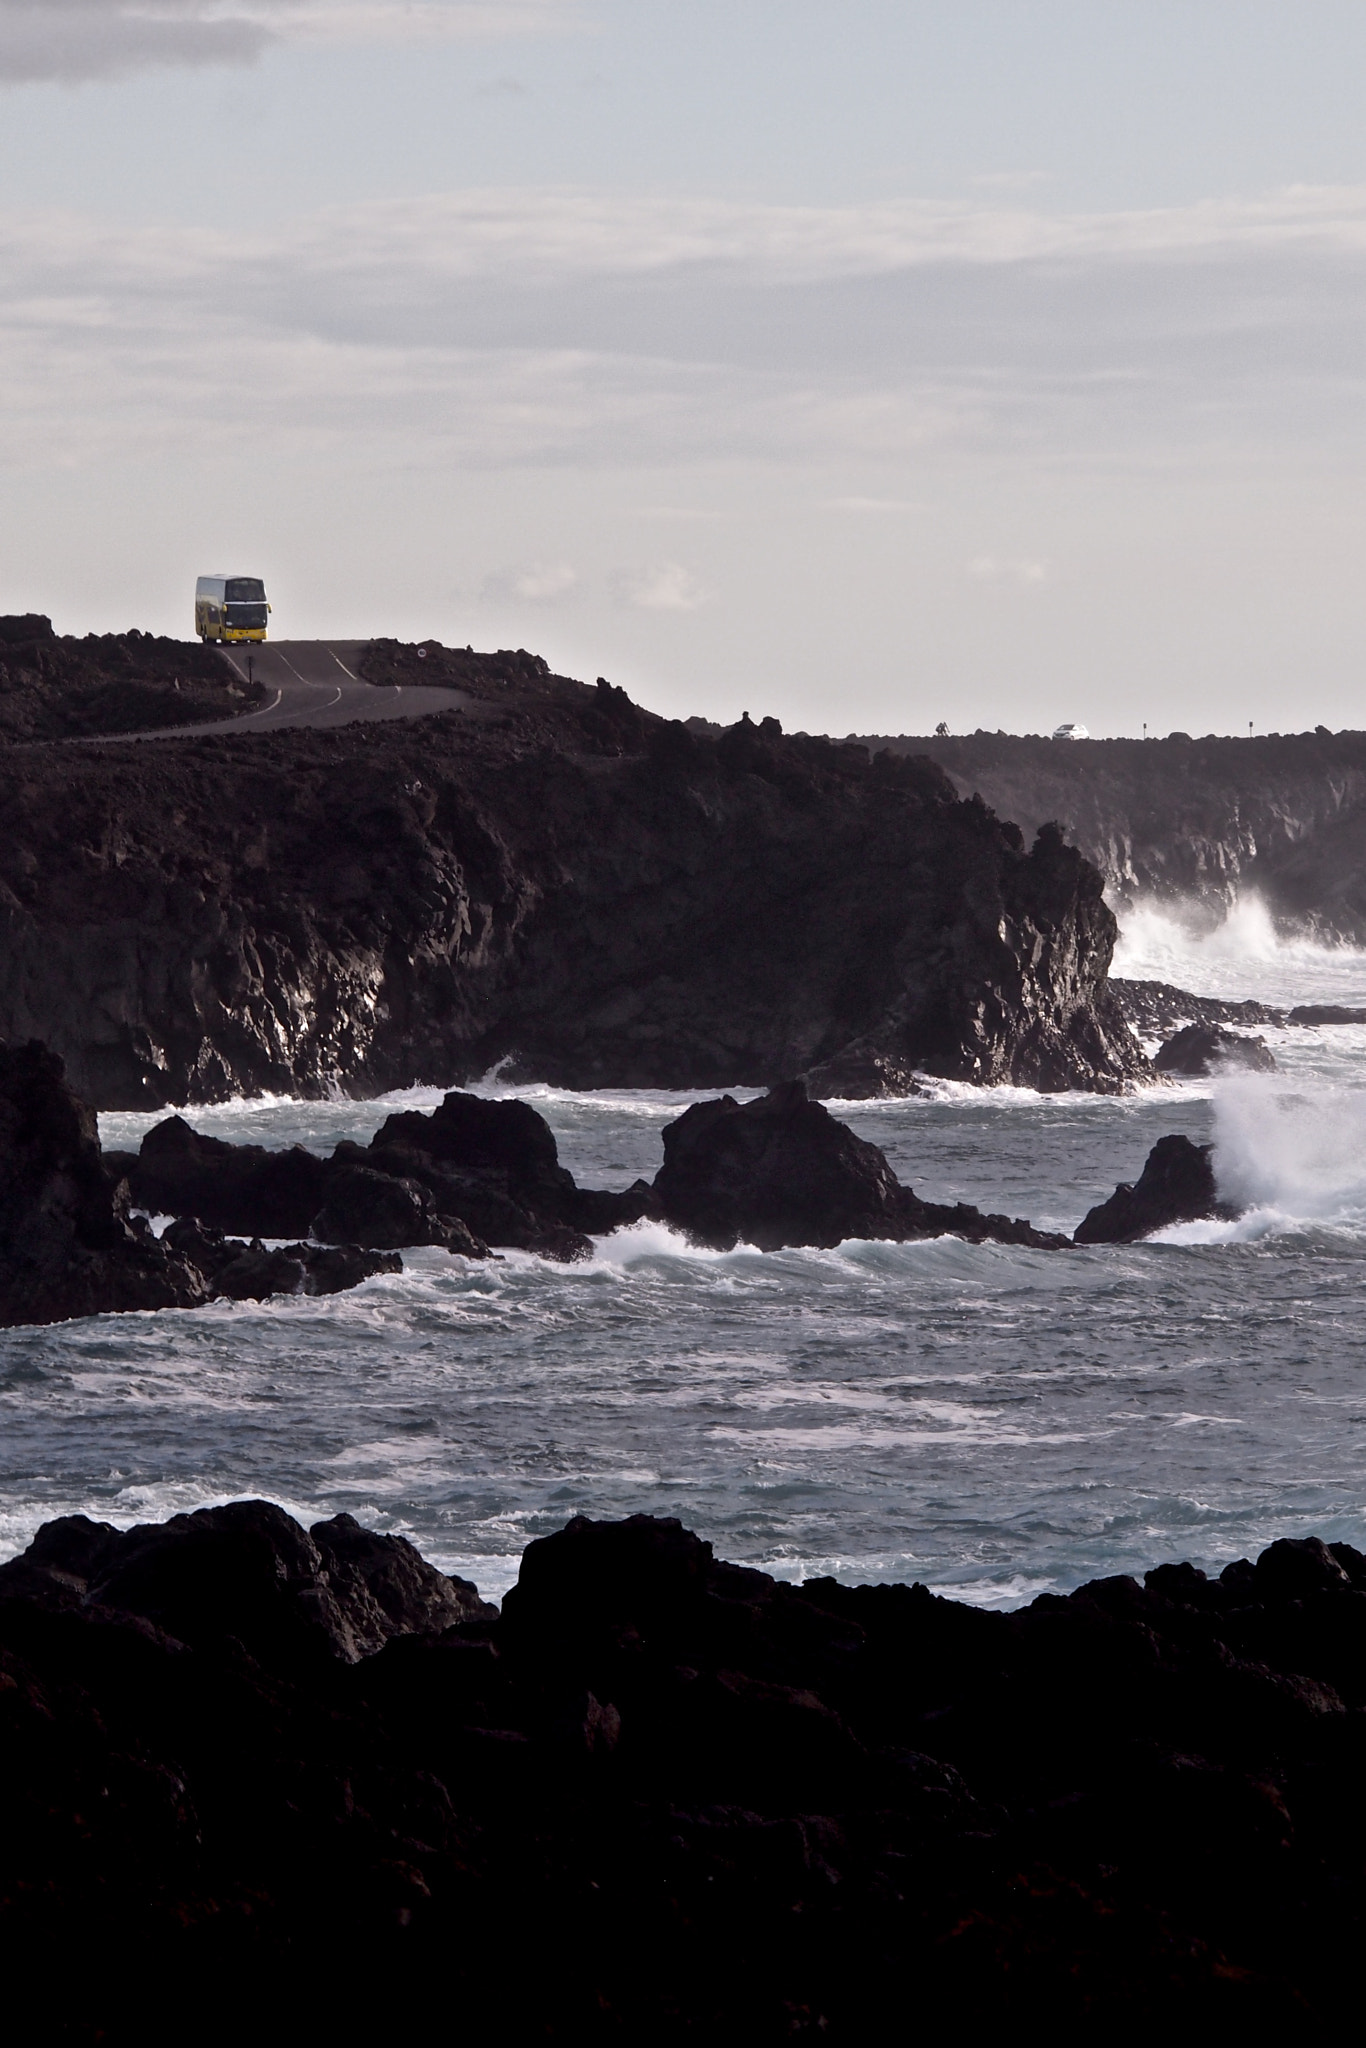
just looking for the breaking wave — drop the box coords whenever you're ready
[1112,893,1365,1008]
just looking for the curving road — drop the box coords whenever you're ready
[109,640,485,741]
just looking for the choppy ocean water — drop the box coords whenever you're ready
[4,896,1366,1606]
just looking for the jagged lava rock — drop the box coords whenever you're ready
[0,1041,207,1326]
[1074,1133,1237,1243]
[652,1080,1068,1251]
[6,1505,1366,2028]
[1154,1023,1277,1076]
[356,1089,651,1249]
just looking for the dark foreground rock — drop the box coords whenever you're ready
[653,1081,1067,1250]
[1153,1022,1277,1076]
[0,655,1149,1105]
[3,1503,1366,2035]
[1075,1133,1238,1243]
[0,1043,400,1328]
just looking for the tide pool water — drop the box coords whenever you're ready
[3,898,1366,1605]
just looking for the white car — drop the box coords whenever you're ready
[1052,722,1089,740]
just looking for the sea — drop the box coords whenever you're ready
[5,894,1366,1607]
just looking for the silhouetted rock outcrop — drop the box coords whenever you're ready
[0,1044,402,1327]
[160,1216,401,1299]
[1288,1004,1366,1025]
[652,1081,1068,1251]
[310,1164,489,1256]
[1153,1024,1277,1076]
[128,1090,648,1263]
[1074,1133,1237,1243]
[0,1041,208,1326]
[0,656,1147,1106]
[1109,978,1285,1036]
[0,1498,492,1664]
[3,1503,1366,2030]
[132,1115,330,1234]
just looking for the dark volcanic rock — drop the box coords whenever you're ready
[130,1090,644,1261]
[159,1217,400,1298]
[4,1504,1366,2031]
[652,1080,1068,1251]
[1288,1004,1366,1025]
[1074,1133,1237,1243]
[0,1499,493,1663]
[0,1041,207,1327]
[310,1163,489,1256]
[1109,977,1285,1037]
[355,1090,650,1250]
[0,1046,399,1328]
[133,1115,329,1236]
[0,663,1148,1106]
[0,614,263,742]
[869,725,1366,942]
[1153,1023,1277,1076]
[799,1038,926,1098]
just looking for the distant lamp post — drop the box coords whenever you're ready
[1248,721,1253,737]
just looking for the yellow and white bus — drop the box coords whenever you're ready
[195,575,270,643]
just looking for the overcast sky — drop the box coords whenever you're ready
[2,2,1364,736]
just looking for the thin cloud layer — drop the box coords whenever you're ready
[482,560,578,601]
[612,564,712,612]
[1,184,1363,478]
[0,1,585,84]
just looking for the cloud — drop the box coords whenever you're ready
[481,559,577,601]
[0,182,1364,483]
[0,1,588,85]
[970,170,1053,192]
[825,496,927,513]
[968,556,1049,586]
[612,562,712,612]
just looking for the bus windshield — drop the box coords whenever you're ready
[225,578,266,602]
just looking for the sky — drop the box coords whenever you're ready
[1,2,1364,738]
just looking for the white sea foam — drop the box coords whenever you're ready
[1214,1076,1366,1227]
[1112,892,1366,1008]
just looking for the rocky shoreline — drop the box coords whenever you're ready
[7,1037,1244,1327]
[0,633,1147,1107]
[2,1500,1363,2034]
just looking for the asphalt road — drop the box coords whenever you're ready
[117,640,480,740]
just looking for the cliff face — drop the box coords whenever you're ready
[0,665,1145,1107]
[855,728,1366,939]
